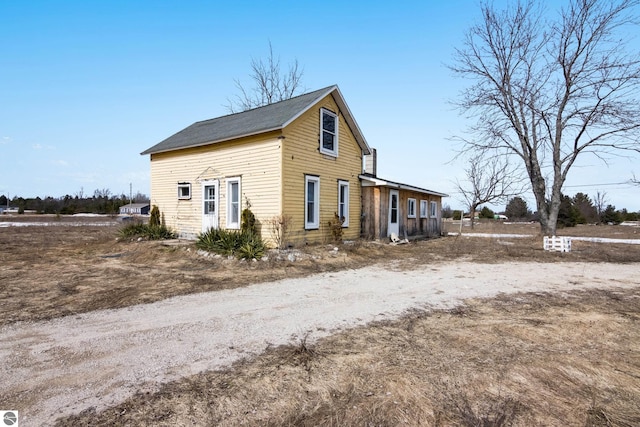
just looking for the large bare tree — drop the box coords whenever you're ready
[226,42,304,113]
[451,0,640,235]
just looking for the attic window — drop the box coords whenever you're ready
[178,183,191,200]
[320,108,338,157]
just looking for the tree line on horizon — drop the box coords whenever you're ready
[0,189,149,215]
[443,192,639,226]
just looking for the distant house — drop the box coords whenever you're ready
[2,207,20,214]
[119,203,150,215]
[142,85,447,244]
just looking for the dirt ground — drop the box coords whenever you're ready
[56,287,640,427]
[1,216,639,426]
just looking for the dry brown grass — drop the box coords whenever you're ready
[55,287,640,426]
[1,219,640,326]
[2,217,640,426]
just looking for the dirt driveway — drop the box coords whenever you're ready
[1,260,638,426]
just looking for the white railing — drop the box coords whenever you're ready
[543,236,572,252]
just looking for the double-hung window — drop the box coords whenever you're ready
[226,177,241,229]
[430,201,438,218]
[305,175,320,229]
[408,198,416,218]
[320,108,338,156]
[420,200,428,218]
[338,180,349,227]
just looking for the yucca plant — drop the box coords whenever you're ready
[197,228,267,259]
[237,234,266,260]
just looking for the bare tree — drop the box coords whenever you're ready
[455,153,522,228]
[226,42,304,113]
[450,0,640,235]
[594,190,609,219]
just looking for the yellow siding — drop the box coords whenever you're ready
[281,94,364,245]
[149,133,282,240]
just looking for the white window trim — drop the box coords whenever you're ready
[338,180,349,227]
[408,198,417,218]
[430,201,438,218]
[419,200,428,218]
[319,108,338,157]
[305,175,320,230]
[226,177,241,229]
[178,182,191,200]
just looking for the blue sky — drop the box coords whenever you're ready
[1,0,639,212]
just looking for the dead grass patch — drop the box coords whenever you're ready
[55,287,640,426]
[1,221,640,326]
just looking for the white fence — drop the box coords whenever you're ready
[543,236,572,252]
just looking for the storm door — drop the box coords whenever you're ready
[202,180,219,232]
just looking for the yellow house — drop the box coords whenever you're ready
[141,85,371,245]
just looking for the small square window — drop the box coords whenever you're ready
[408,198,416,218]
[178,183,191,200]
[320,108,338,156]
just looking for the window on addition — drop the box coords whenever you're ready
[430,201,438,218]
[408,198,416,218]
[420,200,428,218]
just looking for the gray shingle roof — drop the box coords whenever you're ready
[141,85,370,155]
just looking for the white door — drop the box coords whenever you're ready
[388,189,399,237]
[202,180,219,232]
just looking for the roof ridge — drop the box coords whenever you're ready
[193,84,337,125]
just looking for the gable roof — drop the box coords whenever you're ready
[141,85,371,156]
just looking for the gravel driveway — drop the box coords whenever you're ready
[1,261,638,426]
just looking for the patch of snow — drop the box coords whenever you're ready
[448,232,533,238]
[448,233,640,245]
[568,236,640,245]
